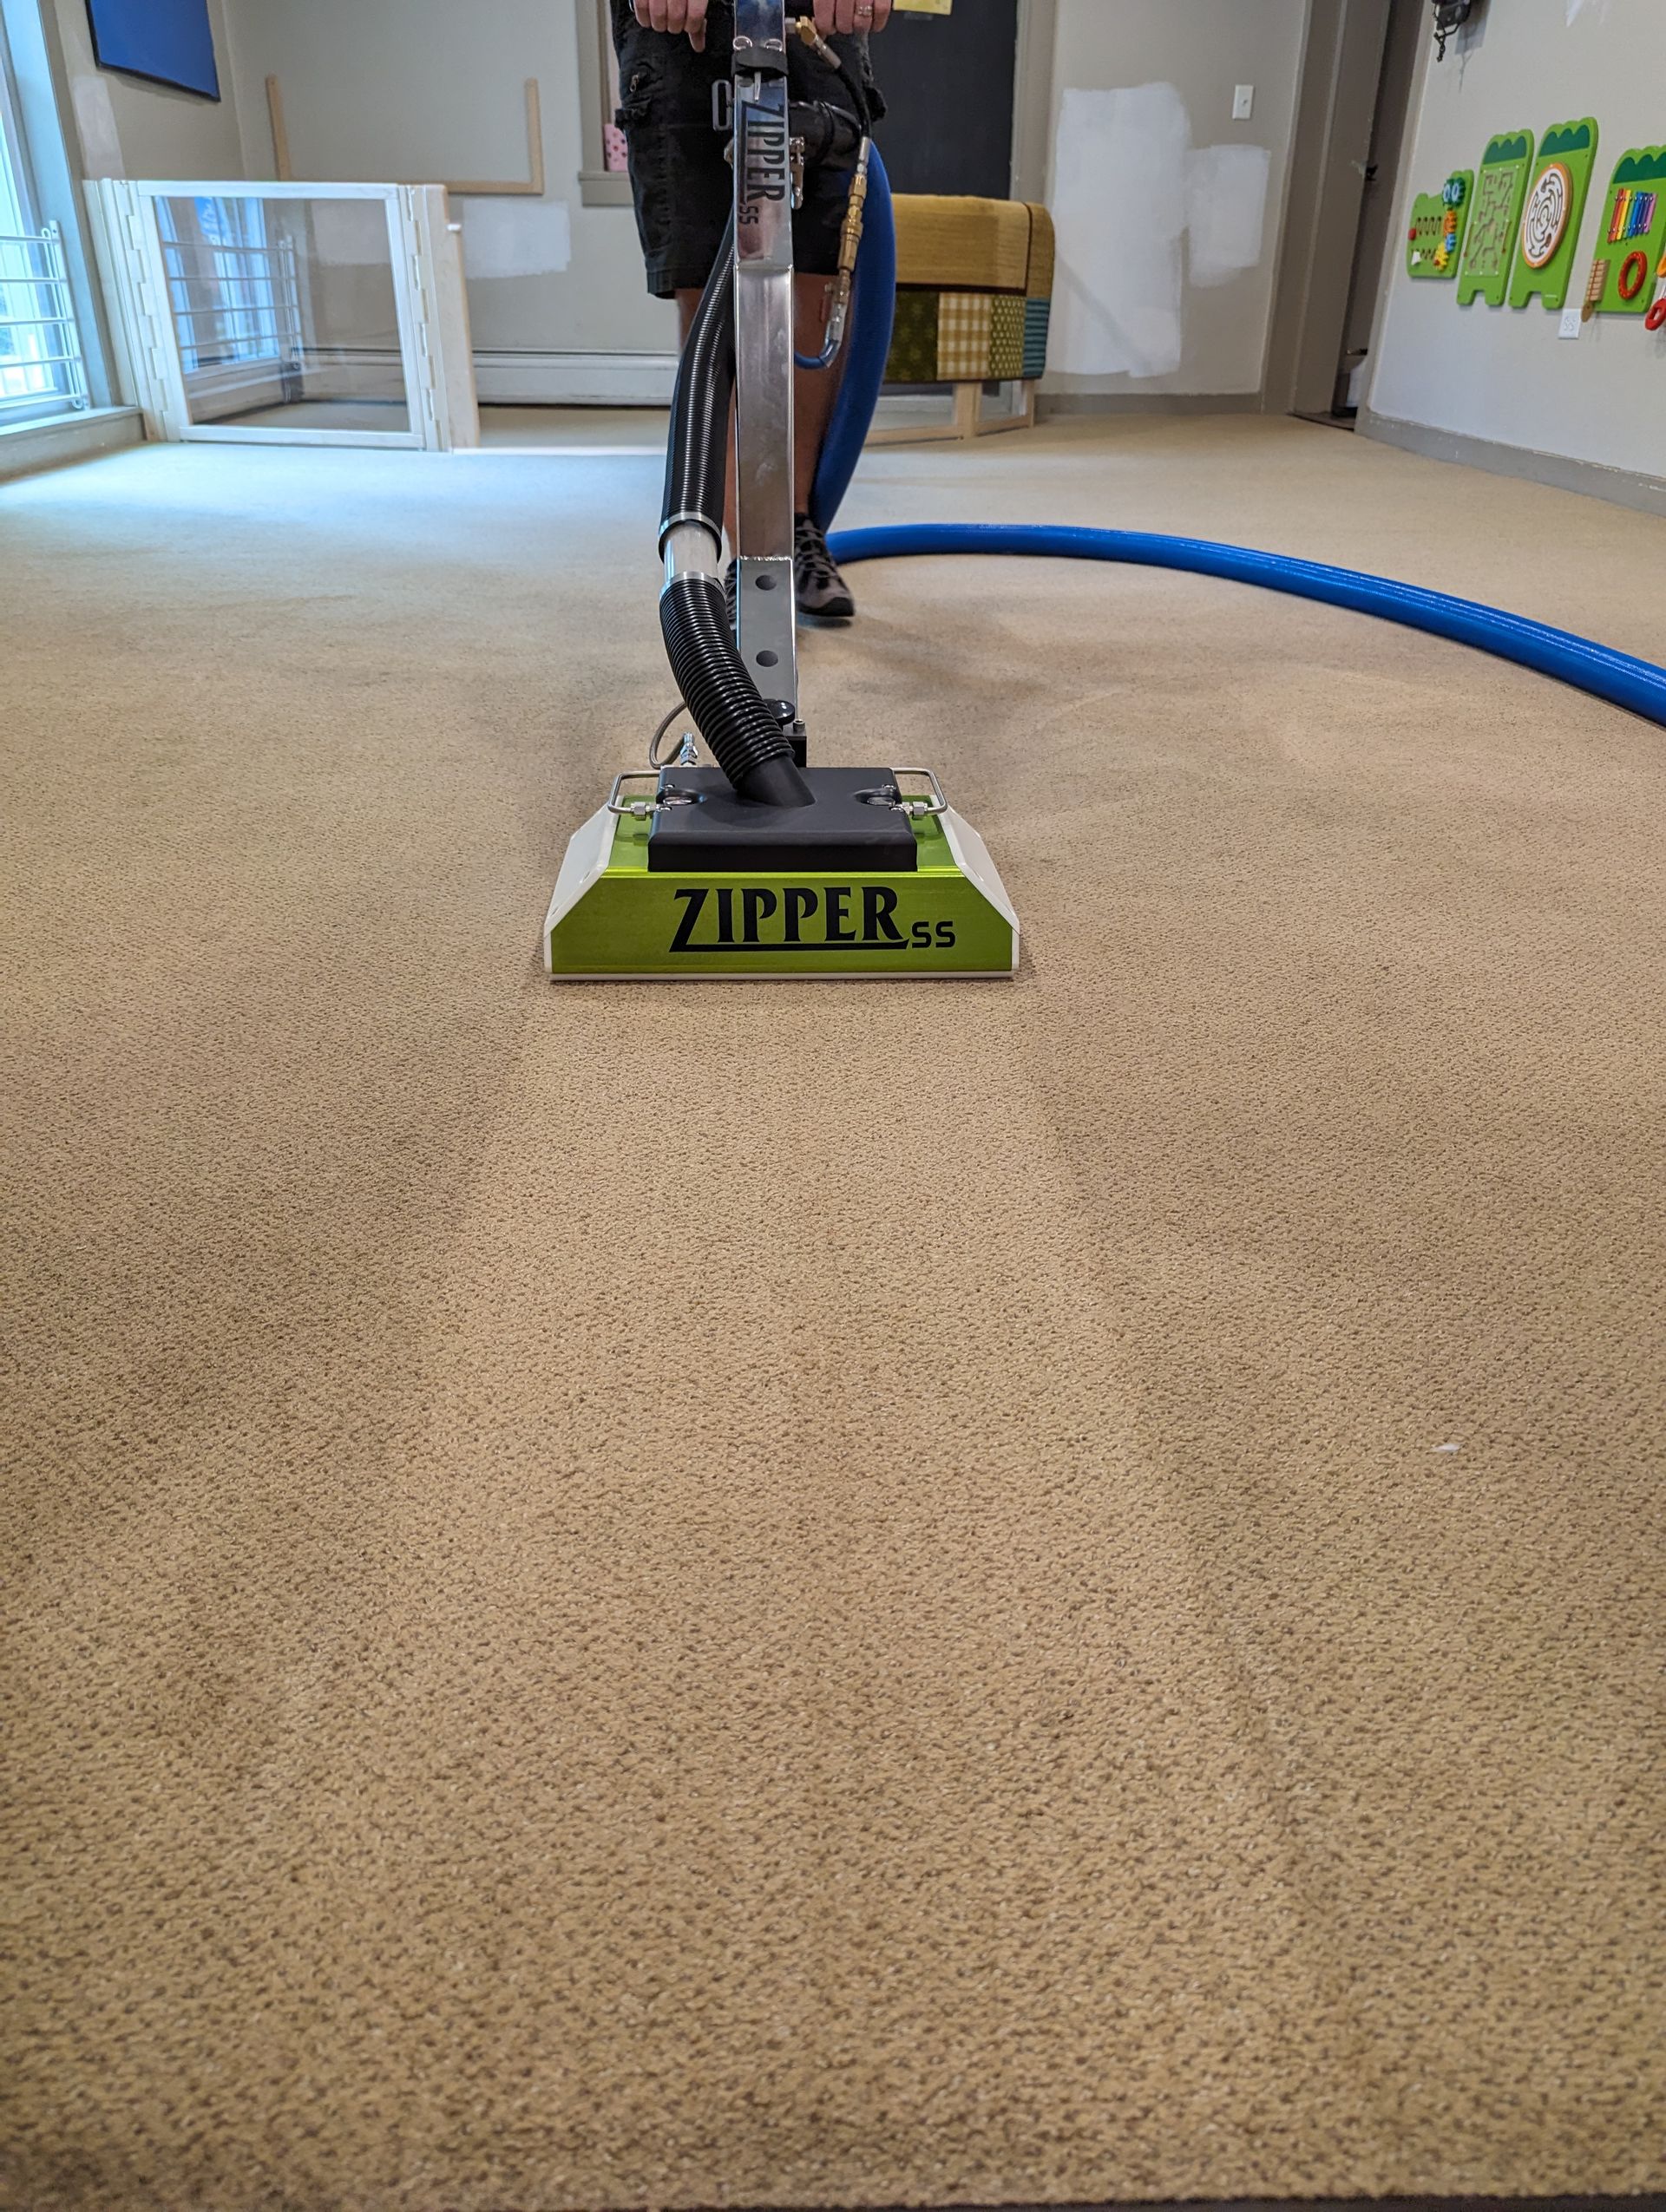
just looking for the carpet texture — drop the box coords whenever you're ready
[3,416,1664,2212]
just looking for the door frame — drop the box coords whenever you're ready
[1264,0,1416,418]
[1011,0,1058,202]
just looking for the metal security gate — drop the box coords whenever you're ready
[0,220,89,427]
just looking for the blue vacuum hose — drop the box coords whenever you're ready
[826,524,1666,730]
[805,145,1666,731]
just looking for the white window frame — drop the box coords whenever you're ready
[86,177,477,450]
[0,14,36,230]
[0,15,90,428]
[576,0,633,208]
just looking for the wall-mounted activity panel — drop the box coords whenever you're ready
[1407,169,1473,278]
[1583,145,1666,318]
[1457,130,1533,305]
[1509,117,1599,311]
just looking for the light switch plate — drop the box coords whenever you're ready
[1559,306,1583,339]
[1233,84,1255,121]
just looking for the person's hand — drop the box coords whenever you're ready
[633,0,709,50]
[814,0,892,32]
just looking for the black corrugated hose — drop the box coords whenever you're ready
[659,213,734,549]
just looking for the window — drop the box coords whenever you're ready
[154,195,286,378]
[603,47,628,178]
[575,0,632,206]
[0,20,88,425]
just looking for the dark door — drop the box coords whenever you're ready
[869,1,1020,200]
[1334,0,1424,412]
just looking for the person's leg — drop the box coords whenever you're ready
[788,154,862,618]
[682,278,840,531]
[787,266,856,618]
[793,273,841,512]
[614,7,729,300]
[666,166,859,612]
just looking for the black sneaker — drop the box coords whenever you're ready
[794,512,855,621]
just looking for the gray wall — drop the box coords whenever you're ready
[222,0,1313,386]
[221,0,672,358]
[1365,0,1666,481]
[1040,0,1309,399]
[34,0,1315,395]
[47,0,245,177]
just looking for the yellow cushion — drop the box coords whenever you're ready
[892,194,1033,293]
[1025,204,1056,301]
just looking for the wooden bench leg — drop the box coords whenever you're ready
[867,412,972,447]
[972,383,1038,438]
[864,384,1038,448]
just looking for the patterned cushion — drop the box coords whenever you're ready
[988,294,1025,381]
[1024,206,1056,301]
[1021,297,1051,381]
[886,289,940,383]
[880,195,1054,385]
[892,195,1033,291]
[935,291,994,381]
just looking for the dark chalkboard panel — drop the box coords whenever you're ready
[870,2,1020,200]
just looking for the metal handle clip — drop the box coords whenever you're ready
[606,771,699,819]
[856,767,950,820]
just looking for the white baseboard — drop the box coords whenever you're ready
[1359,408,1666,520]
[469,357,1053,420]
[469,361,993,418]
[0,404,144,483]
[472,350,679,406]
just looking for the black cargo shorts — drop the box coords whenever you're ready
[611,2,881,298]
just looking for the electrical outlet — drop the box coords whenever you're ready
[1233,84,1255,121]
[1559,306,1583,339]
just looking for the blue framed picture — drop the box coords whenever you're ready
[85,0,220,101]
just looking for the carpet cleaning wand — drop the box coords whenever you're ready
[543,0,1020,982]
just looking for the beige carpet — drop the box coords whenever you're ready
[3,416,1664,2212]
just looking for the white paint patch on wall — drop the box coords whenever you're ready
[460,199,574,279]
[1052,87,1276,375]
[1185,143,1272,287]
[1051,82,1190,377]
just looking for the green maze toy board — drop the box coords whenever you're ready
[1407,170,1474,278]
[1583,145,1666,317]
[1457,130,1534,304]
[1509,117,1600,311]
